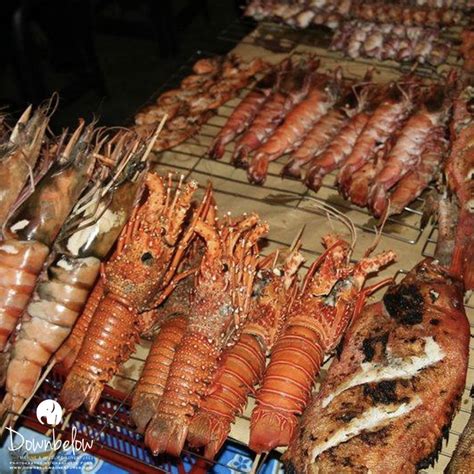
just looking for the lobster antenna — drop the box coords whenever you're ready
[300,196,357,251]
[289,225,305,253]
[272,249,280,268]
[365,200,391,257]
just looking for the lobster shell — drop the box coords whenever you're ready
[131,315,187,433]
[59,292,139,413]
[145,333,218,456]
[187,332,266,458]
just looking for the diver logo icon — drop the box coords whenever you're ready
[36,399,63,427]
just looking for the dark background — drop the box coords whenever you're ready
[0,0,248,130]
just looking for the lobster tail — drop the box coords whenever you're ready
[249,407,297,453]
[187,412,229,459]
[0,241,49,351]
[59,372,103,414]
[60,293,138,413]
[187,332,266,458]
[144,334,218,456]
[200,316,285,454]
[131,315,187,433]
[249,323,324,453]
[145,414,188,457]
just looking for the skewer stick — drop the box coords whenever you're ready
[0,413,12,437]
[41,412,72,473]
[250,453,262,474]
[0,357,57,436]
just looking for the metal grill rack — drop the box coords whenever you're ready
[151,50,432,247]
[422,224,439,259]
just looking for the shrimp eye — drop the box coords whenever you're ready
[222,263,229,272]
[141,252,154,265]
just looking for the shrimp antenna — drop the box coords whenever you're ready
[43,91,60,119]
[142,114,168,161]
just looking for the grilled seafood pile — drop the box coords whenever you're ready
[245,0,462,29]
[143,211,268,456]
[134,55,268,153]
[445,85,474,291]
[0,129,154,419]
[187,246,304,459]
[58,173,206,414]
[331,21,450,65]
[284,259,470,473]
[210,65,453,218]
[249,235,396,453]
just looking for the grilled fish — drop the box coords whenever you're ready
[285,259,469,474]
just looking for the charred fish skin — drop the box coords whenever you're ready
[284,259,469,474]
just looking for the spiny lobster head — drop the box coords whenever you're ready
[246,267,287,350]
[105,173,197,309]
[303,235,352,297]
[246,247,304,349]
[189,213,266,349]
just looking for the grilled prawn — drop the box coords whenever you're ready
[248,69,342,184]
[305,111,370,192]
[388,128,447,217]
[208,68,278,159]
[368,84,452,217]
[233,58,317,168]
[338,81,417,193]
[0,123,96,353]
